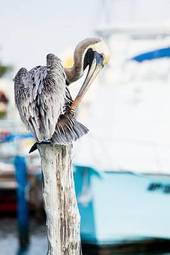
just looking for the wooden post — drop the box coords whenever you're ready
[37,143,81,255]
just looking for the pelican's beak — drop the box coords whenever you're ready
[70,38,110,111]
[71,52,104,111]
[78,39,110,98]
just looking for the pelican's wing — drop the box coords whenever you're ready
[14,67,48,140]
[14,67,37,136]
[14,56,66,142]
[38,54,66,139]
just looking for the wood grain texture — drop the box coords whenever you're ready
[38,144,81,255]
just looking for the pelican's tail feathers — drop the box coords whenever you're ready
[29,114,88,153]
[51,113,89,145]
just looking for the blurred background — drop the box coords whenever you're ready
[1,0,170,254]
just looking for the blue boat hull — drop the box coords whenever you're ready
[74,166,170,246]
[131,47,170,62]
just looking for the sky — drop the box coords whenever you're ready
[0,0,99,69]
[0,0,170,70]
[0,0,169,100]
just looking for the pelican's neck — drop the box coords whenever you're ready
[64,48,85,83]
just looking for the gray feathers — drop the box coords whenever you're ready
[29,115,89,153]
[51,112,89,145]
[14,54,66,142]
[14,53,88,147]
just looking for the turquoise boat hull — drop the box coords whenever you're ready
[74,165,170,246]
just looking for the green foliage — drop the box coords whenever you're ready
[0,64,12,78]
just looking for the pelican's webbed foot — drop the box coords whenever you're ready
[29,140,52,153]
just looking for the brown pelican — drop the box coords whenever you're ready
[14,38,109,152]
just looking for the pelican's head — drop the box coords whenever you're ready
[83,38,110,68]
[64,38,110,85]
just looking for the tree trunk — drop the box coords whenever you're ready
[37,144,81,255]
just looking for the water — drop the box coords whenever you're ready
[0,218,47,255]
[1,218,170,255]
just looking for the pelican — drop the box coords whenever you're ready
[14,38,109,152]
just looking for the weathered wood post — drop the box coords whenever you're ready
[38,144,81,255]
